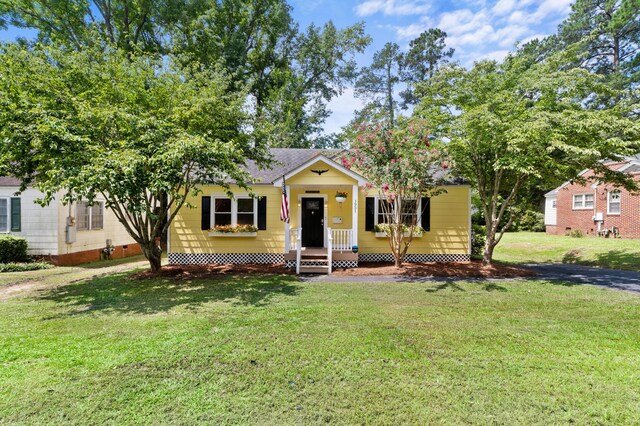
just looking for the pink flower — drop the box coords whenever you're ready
[391,159,396,163]
[382,184,389,191]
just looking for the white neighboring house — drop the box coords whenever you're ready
[0,177,141,265]
[544,189,558,229]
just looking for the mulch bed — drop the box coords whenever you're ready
[134,261,534,280]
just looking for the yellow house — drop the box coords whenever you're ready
[169,148,471,273]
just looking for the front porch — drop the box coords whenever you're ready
[284,228,359,273]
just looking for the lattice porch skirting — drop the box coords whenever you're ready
[168,253,284,265]
[358,253,471,263]
[169,252,469,266]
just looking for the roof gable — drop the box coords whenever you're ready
[272,155,368,186]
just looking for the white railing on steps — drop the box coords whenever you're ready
[327,227,332,275]
[295,228,302,274]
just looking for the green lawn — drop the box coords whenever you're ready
[494,231,640,271]
[1,272,639,424]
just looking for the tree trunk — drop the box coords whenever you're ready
[141,241,162,272]
[482,228,496,265]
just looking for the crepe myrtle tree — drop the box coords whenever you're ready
[344,118,447,267]
[0,43,269,271]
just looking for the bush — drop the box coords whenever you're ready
[517,210,545,232]
[0,235,28,263]
[0,262,53,272]
[566,229,585,238]
[471,224,487,259]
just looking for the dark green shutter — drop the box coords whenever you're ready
[365,197,375,231]
[10,198,20,232]
[201,196,211,230]
[420,197,430,232]
[257,197,267,230]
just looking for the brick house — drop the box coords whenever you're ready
[544,157,640,238]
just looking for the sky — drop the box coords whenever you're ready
[0,0,575,135]
[291,0,575,134]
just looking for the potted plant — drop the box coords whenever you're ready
[335,191,348,203]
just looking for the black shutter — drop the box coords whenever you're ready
[421,197,430,232]
[201,196,211,230]
[257,196,267,230]
[365,197,375,231]
[10,198,20,232]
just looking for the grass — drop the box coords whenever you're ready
[1,271,639,424]
[494,231,640,271]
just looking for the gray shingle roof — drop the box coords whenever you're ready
[245,148,344,184]
[0,176,21,186]
[244,148,463,185]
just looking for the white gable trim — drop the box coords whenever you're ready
[272,155,368,186]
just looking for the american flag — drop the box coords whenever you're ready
[280,176,290,223]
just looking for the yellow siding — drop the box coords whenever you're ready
[285,160,358,186]
[170,185,285,254]
[170,183,470,256]
[289,186,353,231]
[357,186,470,255]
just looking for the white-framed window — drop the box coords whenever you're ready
[572,194,593,210]
[0,198,9,232]
[211,196,257,227]
[607,190,621,215]
[375,197,421,226]
[76,201,104,230]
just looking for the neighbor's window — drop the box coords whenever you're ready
[212,197,257,227]
[573,194,593,209]
[607,190,621,214]
[0,198,8,232]
[77,201,104,230]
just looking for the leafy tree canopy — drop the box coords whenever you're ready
[417,45,640,264]
[0,43,267,270]
[0,0,371,148]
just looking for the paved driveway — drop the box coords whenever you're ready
[521,263,640,293]
[302,263,640,293]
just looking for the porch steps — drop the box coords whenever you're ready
[298,252,331,274]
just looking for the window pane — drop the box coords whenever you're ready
[0,199,7,232]
[573,195,583,208]
[91,203,104,229]
[237,214,254,225]
[237,199,254,213]
[609,203,620,214]
[378,199,392,224]
[214,213,231,226]
[77,202,90,230]
[215,198,232,213]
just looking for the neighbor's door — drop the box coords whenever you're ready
[301,197,324,247]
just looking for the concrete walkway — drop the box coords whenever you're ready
[300,263,640,293]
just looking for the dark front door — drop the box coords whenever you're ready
[301,197,324,247]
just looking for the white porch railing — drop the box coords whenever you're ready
[327,227,332,275]
[331,229,353,252]
[290,228,300,251]
[295,228,302,274]
[289,227,354,252]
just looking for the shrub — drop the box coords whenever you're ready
[517,210,545,232]
[566,229,585,238]
[0,235,28,263]
[471,224,487,259]
[0,262,53,272]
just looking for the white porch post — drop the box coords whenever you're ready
[352,184,358,248]
[284,185,291,252]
